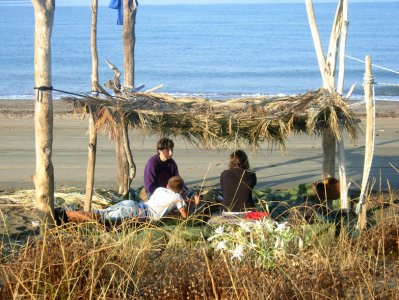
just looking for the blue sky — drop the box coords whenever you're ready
[2,0,398,6]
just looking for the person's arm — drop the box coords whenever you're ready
[179,206,188,218]
[171,159,180,177]
[66,211,101,223]
[144,156,159,195]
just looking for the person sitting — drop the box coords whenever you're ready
[66,176,199,223]
[142,137,197,201]
[220,150,257,212]
[142,138,180,200]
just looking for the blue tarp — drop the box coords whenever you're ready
[109,0,123,25]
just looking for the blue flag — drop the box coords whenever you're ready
[109,0,123,25]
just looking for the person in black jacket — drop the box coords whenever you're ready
[220,150,257,212]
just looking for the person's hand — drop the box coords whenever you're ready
[194,195,200,205]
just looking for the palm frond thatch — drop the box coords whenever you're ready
[65,88,360,149]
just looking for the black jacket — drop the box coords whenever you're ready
[220,168,257,212]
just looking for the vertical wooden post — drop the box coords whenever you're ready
[122,122,136,192]
[116,124,129,195]
[337,0,349,209]
[305,0,332,91]
[114,0,138,196]
[322,129,336,178]
[32,0,55,230]
[84,113,97,210]
[337,0,348,94]
[306,0,346,181]
[122,0,138,87]
[85,0,99,211]
[358,55,375,230]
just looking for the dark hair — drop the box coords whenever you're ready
[167,176,184,193]
[157,138,174,151]
[228,150,250,170]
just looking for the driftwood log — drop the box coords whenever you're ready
[32,0,56,230]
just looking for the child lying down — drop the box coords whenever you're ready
[66,176,200,223]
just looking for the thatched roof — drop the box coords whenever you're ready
[64,88,360,149]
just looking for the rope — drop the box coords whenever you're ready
[363,73,375,85]
[346,54,399,75]
[374,82,399,87]
[348,100,365,108]
[33,86,129,102]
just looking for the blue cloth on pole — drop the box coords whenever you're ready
[109,0,123,25]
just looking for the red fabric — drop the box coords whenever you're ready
[245,211,269,220]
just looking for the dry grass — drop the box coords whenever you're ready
[0,191,398,299]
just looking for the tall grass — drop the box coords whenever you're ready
[1,190,398,299]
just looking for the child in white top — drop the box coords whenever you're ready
[66,176,199,223]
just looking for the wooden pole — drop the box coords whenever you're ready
[84,0,99,211]
[306,0,340,181]
[322,129,336,178]
[122,0,138,87]
[305,0,333,91]
[337,0,348,94]
[336,0,349,209]
[122,122,136,193]
[325,0,343,82]
[357,55,376,230]
[32,0,55,230]
[112,0,138,196]
[116,123,129,195]
[91,0,99,93]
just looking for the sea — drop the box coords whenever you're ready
[1,2,399,101]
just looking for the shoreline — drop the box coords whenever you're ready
[0,99,398,192]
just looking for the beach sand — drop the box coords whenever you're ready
[0,99,398,240]
[0,99,398,191]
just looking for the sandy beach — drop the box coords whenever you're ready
[0,99,398,192]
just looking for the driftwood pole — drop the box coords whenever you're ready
[122,0,138,87]
[357,55,375,231]
[305,0,333,91]
[84,0,99,211]
[113,0,138,196]
[306,0,343,180]
[32,0,55,230]
[336,0,350,209]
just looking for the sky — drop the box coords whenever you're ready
[2,0,399,6]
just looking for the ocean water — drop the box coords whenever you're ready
[0,2,399,100]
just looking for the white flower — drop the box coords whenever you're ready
[274,237,285,249]
[264,220,275,232]
[215,240,227,251]
[254,220,264,231]
[249,242,257,249]
[276,222,288,232]
[298,237,304,251]
[215,225,225,235]
[229,244,245,261]
[238,221,252,233]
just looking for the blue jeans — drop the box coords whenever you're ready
[95,200,146,222]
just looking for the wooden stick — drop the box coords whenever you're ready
[326,0,343,82]
[358,55,375,230]
[84,110,97,211]
[305,0,332,91]
[336,0,349,209]
[337,0,348,94]
[122,122,136,190]
[85,0,99,212]
[145,84,164,93]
